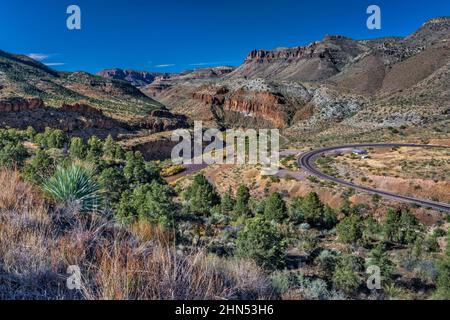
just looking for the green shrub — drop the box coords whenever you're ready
[332,255,363,294]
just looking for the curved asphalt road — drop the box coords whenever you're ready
[298,143,450,213]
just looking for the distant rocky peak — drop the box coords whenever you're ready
[422,16,450,27]
[97,68,160,87]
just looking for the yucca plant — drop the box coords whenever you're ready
[42,164,103,212]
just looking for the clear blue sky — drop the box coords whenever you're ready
[0,0,448,73]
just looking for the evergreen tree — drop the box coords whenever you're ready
[221,187,235,215]
[99,166,126,205]
[23,149,54,182]
[264,192,287,222]
[366,244,395,283]
[86,135,104,160]
[383,208,422,245]
[116,182,176,226]
[234,185,251,217]
[103,134,117,159]
[185,174,220,215]
[69,137,86,159]
[336,215,363,244]
[332,255,362,294]
[123,151,148,185]
[236,216,287,270]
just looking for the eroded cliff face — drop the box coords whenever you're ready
[190,83,296,129]
[0,97,44,112]
[223,90,289,129]
[138,109,189,132]
[61,103,104,116]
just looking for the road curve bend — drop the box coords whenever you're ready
[298,143,450,213]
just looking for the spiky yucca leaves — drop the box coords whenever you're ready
[42,164,103,212]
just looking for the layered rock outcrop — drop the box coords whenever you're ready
[138,109,189,132]
[191,84,291,128]
[0,97,44,112]
[61,103,104,116]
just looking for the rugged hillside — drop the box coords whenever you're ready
[229,35,366,82]
[133,17,450,134]
[0,50,165,120]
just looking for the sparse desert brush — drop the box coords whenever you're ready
[0,169,274,300]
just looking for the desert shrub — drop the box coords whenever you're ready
[332,255,363,294]
[316,249,340,277]
[236,216,287,270]
[161,164,185,177]
[270,270,296,295]
[0,169,275,300]
[42,164,103,212]
[289,197,305,223]
[264,192,287,222]
[424,233,440,253]
[296,273,345,300]
[184,174,220,216]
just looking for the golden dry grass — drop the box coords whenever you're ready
[0,169,274,300]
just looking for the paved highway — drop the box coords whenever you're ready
[298,143,450,212]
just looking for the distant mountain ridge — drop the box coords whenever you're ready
[137,17,450,132]
[97,69,162,87]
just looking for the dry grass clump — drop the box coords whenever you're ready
[0,169,274,300]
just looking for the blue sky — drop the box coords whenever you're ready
[0,0,448,73]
